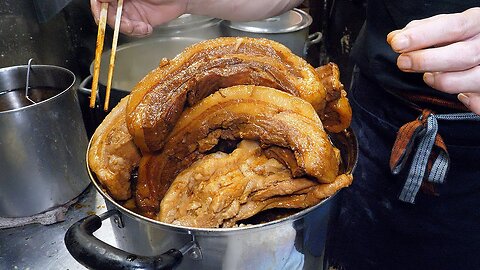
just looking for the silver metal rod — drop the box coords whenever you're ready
[25,58,35,104]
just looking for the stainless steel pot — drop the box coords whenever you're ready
[65,129,357,270]
[221,8,322,58]
[122,14,222,43]
[0,64,90,217]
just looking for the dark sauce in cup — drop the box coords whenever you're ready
[0,87,62,112]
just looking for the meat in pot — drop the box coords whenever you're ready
[87,37,353,228]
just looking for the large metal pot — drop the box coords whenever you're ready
[65,129,357,270]
[221,8,322,58]
[0,64,90,217]
[122,14,222,43]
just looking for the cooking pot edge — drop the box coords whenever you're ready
[85,128,357,234]
[0,64,76,114]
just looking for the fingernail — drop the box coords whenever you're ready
[386,30,400,43]
[397,55,412,70]
[146,25,153,35]
[423,72,434,85]
[458,93,470,106]
[391,35,409,51]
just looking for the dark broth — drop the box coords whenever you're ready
[0,87,62,112]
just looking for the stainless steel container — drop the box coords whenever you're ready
[151,14,221,40]
[65,129,357,270]
[221,8,322,58]
[120,14,221,44]
[0,65,90,217]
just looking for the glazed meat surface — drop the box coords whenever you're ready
[126,37,326,152]
[159,140,351,228]
[136,85,342,215]
[315,63,352,133]
[86,37,354,228]
[88,96,141,200]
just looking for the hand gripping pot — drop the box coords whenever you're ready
[65,129,357,270]
[0,64,89,218]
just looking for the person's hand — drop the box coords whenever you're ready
[387,7,480,114]
[91,0,304,38]
[90,0,188,37]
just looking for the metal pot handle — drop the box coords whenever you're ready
[78,74,93,95]
[304,31,323,56]
[65,209,183,270]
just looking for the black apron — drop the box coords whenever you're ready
[326,70,480,270]
[325,1,480,268]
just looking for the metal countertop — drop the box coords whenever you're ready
[0,185,115,270]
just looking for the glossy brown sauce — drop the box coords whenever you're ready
[0,87,62,112]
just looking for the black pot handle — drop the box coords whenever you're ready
[65,210,183,270]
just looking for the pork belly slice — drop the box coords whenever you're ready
[126,37,326,152]
[159,140,351,228]
[136,85,341,215]
[315,62,352,133]
[88,96,141,200]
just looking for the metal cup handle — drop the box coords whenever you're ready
[65,209,183,270]
[304,31,323,56]
[78,74,93,95]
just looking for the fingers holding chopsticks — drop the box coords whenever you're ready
[91,0,153,37]
[90,0,124,111]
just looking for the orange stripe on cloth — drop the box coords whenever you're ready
[389,109,449,197]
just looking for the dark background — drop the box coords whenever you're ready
[0,0,366,87]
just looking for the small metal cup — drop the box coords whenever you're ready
[0,64,90,217]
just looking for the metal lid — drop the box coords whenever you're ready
[155,14,219,30]
[223,8,312,34]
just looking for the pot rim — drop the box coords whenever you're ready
[86,128,357,234]
[153,14,221,31]
[0,64,75,114]
[89,36,207,92]
[222,8,312,34]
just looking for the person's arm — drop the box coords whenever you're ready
[90,0,303,37]
[387,7,480,114]
[186,0,303,21]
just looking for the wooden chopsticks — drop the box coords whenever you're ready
[90,0,124,111]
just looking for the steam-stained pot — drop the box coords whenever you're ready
[65,129,357,270]
[221,8,322,58]
[0,64,89,217]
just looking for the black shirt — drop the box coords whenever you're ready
[353,0,480,103]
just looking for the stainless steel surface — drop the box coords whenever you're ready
[24,59,36,104]
[71,129,357,270]
[120,14,221,45]
[0,186,114,269]
[225,8,312,33]
[102,196,332,269]
[221,9,320,57]
[0,65,89,217]
[152,14,221,38]
[95,36,208,93]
